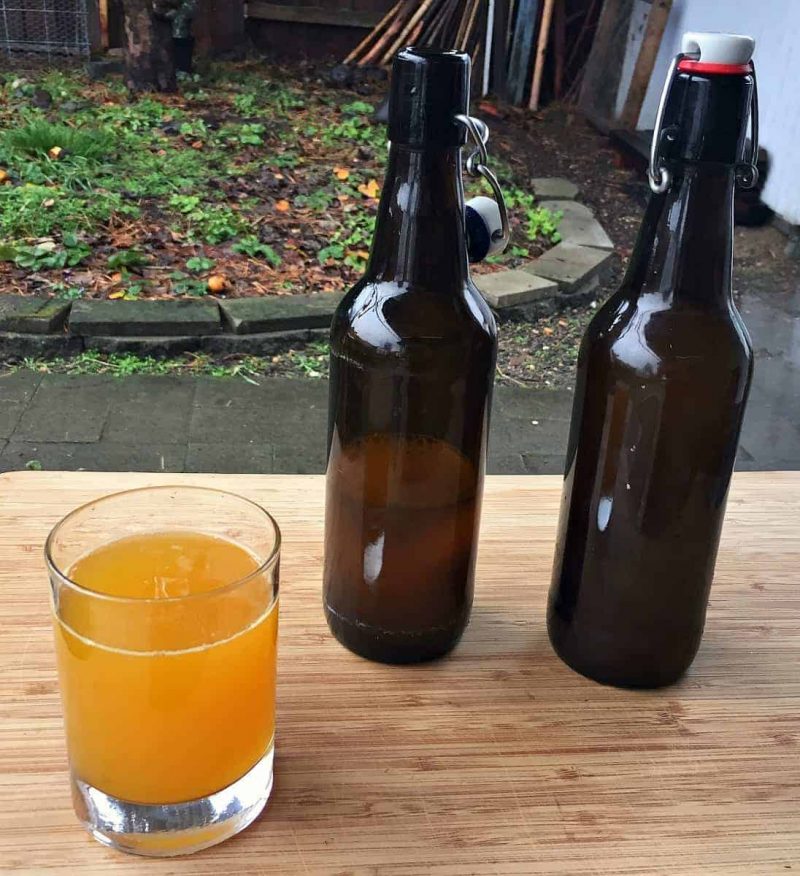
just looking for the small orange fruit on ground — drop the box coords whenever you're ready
[207,274,227,293]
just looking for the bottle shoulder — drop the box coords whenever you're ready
[332,277,497,354]
[581,292,753,381]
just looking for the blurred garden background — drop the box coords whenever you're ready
[0,0,798,474]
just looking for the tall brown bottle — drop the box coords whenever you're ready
[548,33,757,688]
[323,48,497,664]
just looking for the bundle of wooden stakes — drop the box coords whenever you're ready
[343,0,603,111]
[344,0,487,71]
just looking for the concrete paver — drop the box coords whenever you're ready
[0,275,798,475]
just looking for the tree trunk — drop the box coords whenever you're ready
[123,0,176,93]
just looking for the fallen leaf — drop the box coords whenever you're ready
[337,194,350,204]
[333,167,350,181]
[275,199,290,212]
[356,250,370,259]
[543,327,554,336]
[357,179,380,198]
[557,319,568,327]
[478,102,502,118]
[110,271,123,283]
[108,290,125,299]
[191,140,204,150]
[48,146,63,159]
[42,198,55,208]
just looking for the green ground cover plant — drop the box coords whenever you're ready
[0,62,558,301]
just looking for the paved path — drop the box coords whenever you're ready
[1,260,799,475]
[0,373,574,474]
[0,357,797,475]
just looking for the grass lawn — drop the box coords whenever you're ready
[0,62,561,303]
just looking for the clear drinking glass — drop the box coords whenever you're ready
[45,486,280,857]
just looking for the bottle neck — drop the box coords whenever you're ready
[623,163,735,309]
[366,144,469,289]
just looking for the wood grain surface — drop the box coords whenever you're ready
[1,471,799,874]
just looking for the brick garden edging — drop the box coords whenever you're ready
[0,179,613,359]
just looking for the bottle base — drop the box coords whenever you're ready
[324,603,467,664]
[552,642,689,689]
[547,617,693,689]
[71,744,273,857]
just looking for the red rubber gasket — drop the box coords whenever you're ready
[677,60,753,75]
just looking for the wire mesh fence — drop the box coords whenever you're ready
[0,0,91,59]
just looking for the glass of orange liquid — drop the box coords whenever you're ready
[45,486,280,857]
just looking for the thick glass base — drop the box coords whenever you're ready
[324,603,467,664]
[71,744,273,857]
[547,611,694,689]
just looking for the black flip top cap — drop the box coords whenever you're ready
[389,47,470,148]
[661,70,753,166]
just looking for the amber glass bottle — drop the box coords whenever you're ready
[323,49,497,664]
[548,39,756,688]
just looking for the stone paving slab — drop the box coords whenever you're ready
[70,300,221,337]
[0,369,796,475]
[526,242,614,293]
[0,372,42,440]
[101,376,196,445]
[13,374,115,443]
[85,335,206,356]
[203,328,329,356]
[0,297,71,334]
[220,294,343,335]
[475,271,558,309]
[189,377,328,446]
[185,443,275,474]
[0,441,186,472]
[0,331,82,359]
[490,385,574,420]
[490,414,570,457]
[538,200,614,251]
[532,178,579,200]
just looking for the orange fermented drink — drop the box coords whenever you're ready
[54,531,278,804]
[47,486,280,856]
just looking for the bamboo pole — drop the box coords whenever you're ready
[427,0,459,46]
[454,0,473,48]
[528,0,555,110]
[416,0,449,45]
[361,0,415,66]
[459,0,481,52]
[345,0,403,64]
[381,0,435,65]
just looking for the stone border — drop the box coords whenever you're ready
[473,177,615,320]
[0,294,342,359]
[0,178,614,358]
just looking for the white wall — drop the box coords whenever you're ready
[617,0,800,223]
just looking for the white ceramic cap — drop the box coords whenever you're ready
[681,32,755,65]
[465,196,505,257]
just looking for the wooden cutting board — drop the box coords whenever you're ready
[1,471,799,874]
